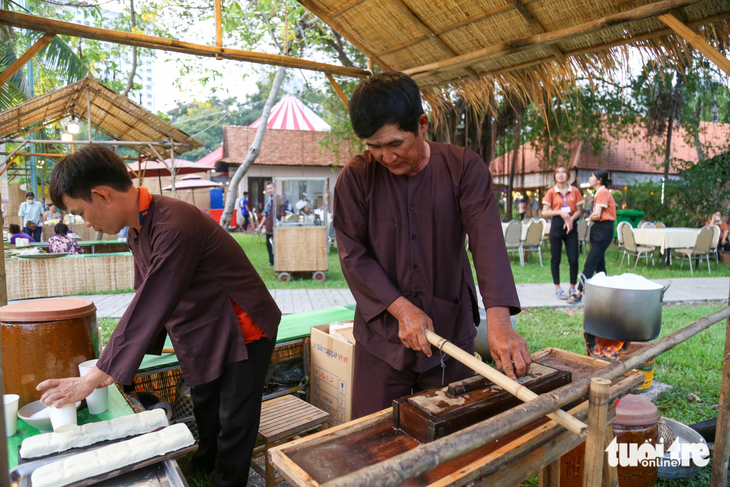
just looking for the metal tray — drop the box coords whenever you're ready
[9,444,197,487]
[18,253,68,259]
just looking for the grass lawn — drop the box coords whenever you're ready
[99,304,729,485]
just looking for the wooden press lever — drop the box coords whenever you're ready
[425,329,588,437]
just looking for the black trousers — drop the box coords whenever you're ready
[549,224,579,286]
[578,220,614,291]
[191,337,276,487]
[266,234,274,265]
[242,214,250,230]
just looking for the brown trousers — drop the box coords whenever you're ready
[352,340,475,419]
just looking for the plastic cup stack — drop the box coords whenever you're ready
[78,359,109,415]
[3,394,19,436]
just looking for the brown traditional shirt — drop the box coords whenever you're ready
[333,142,520,373]
[97,194,281,386]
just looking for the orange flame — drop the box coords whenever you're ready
[593,338,625,359]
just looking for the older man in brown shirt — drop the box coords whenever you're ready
[334,72,530,419]
[37,146,281,487]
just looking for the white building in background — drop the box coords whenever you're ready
[71,8,157,112]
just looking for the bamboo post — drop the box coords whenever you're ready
[321,306,730,487]
[582,378,611,487]
[602,424,619,487]
[325,73,349,108]
[538,461,560,487]
[657,14,730,77]
[0,10,369,79]
[0,150,10,484]
[214,0,223,60]
[425,329,588,437]
[711,279,730,486]
[0,33,55,88]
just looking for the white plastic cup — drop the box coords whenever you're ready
[86,387,109,415]
[4,394,19,436]
[49,403,77,432]
[78,359,98,376]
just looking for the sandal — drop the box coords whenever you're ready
[567,293,582,305]
[555,289,567,300]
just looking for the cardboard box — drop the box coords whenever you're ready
[310,323,355,426]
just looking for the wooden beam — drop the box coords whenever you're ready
[295,0,392,72]
[582,378,611,487]
[658,13,730,76]
[326,73,349,108]
[388,0,479,80]
[0,11,368,78]
[416,11,730,88]
[0,33,55,88]
[215,0,223,60]
[711,279,730,486]
[403,0,706,78]
[510,0,566,62]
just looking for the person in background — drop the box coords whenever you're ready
[8,223,35,244]
[707,210,729,252]
[46,204,62,221]
[256,182,285,267]
[569,169,616,304]
[518,199,527,221]
[47,223,84,254]
[238,191,250,231]
[18,191,44,242]
[542,166,583,300]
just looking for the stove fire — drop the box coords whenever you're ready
[593,338,626,359]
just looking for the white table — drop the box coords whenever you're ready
[633,227,699,255]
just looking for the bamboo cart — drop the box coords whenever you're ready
[273,177,329,282]
[269,348,644,487]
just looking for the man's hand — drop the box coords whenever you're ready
[486,307,531,380]
[388,296,434,357]
[37,367,111,408]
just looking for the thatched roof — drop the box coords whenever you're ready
[0,76,203,155]
[299,0,730,113]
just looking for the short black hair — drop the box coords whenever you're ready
[50,145,134,211]
[25,192,34,198]
[243,191,249,196]
[54,223,69,236]
[592,169,610,187]
[9,224,20,234]
[349,72,424,139]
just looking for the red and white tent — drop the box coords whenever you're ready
[249,94,331,132]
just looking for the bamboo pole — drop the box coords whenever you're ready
[0,138,191,148]
[510,0,566,62]
[0,10,369,79]
[325,73,349,108]
[582,378,611,487]
[0,151,136,159]
[657,13,730,77]
[602,424,619,487]
[320,305,730,487]
[425,329,587,437]
[711,279,730,486]
[0,33,55,88]
[214,0,223,60]
[403,0,706,78]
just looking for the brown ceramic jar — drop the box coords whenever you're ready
[613,394,660,487]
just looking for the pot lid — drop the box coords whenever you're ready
[615,394,660,426]
[0,298,96,322]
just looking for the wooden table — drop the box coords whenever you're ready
[633,227,699,268]
[269,348,644,487]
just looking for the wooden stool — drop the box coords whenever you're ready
[252,394,329,487]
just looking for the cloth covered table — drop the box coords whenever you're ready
[633,228,699,255]
[5,386,134,468]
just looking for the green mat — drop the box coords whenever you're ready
[137,305,356,374]
[6,386,134,469]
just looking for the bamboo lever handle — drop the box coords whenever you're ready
[424,329,588,437]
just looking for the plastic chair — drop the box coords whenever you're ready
[674,226,714,275]
[519,220,544,267]
[654,221,666,229]
[620,224,656,268]
[614,221,630,262]
[503,220,523,266]
[577,220,591,255]
[709,225,721,267]
[642,222,656,229]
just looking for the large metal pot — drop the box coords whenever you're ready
[580,274,671,342]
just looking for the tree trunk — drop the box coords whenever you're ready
[220,66,286,228]
[663,74,683,180]
[693,97,704,164]
[507,101,521,220]
[122,0,137,98]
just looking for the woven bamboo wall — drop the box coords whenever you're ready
[5,253,134,300]
[274,226,328,272]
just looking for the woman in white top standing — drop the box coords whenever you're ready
[18,191,44,242]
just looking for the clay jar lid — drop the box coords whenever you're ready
[615,394,660,427]
[0,298,96,322]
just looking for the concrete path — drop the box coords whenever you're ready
[13,277,727,318]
